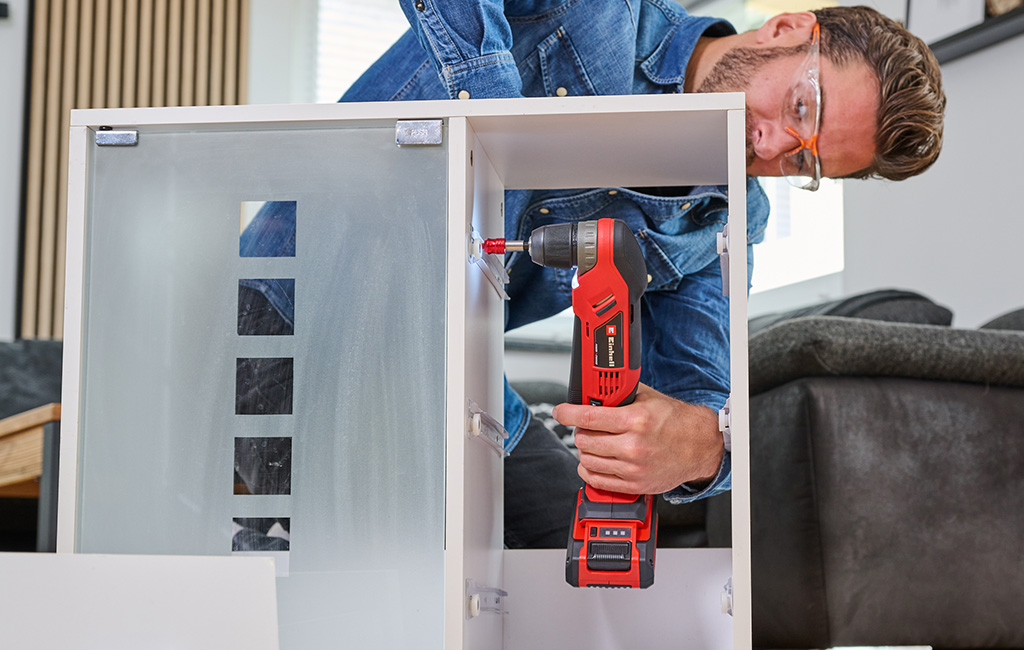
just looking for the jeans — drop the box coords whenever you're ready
[504,415,585,548]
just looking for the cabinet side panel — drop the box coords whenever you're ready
[727,107,751,650]
[463,128,507,650]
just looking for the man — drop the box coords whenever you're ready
[337,1,945,547]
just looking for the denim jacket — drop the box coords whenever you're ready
[339,0,772,503]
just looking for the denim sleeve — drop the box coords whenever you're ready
[640,257,732,504]
[399,0,523,99]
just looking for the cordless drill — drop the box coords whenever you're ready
[484,218,657,589]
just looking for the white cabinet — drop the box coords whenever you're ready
[59,95,750,649]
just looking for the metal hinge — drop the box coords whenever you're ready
[466,579,508,619]
[95,127,138,146]
[716,224,730,297]
[396,120,443,146]
[467,399,509,457]
[468,231,511,300]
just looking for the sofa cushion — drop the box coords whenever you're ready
[980,307,1024,332]
[749,316,1024,396]
[749,289,952,336]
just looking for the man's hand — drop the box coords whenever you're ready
[551,383,724,495]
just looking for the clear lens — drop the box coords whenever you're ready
[784,171,820,192]
[782,144,820,190]
[781,146,815,178]
[782,79,819,139]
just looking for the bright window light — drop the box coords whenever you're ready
[316,1,409,103]
[750,177,845,294]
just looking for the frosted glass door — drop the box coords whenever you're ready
[77,124,449,649]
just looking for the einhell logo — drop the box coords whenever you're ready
[596,317,622,368]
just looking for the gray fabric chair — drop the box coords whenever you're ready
[704,296,1024,649]
[0,339,63,420]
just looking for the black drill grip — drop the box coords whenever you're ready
[568,315,584,406]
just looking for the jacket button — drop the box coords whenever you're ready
[457,90,470,99]
[681,202,692,210]
[608,190,618,195]
[555,87,568,97]
[539,208,550,214]
[647,274,653,283]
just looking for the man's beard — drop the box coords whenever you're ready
[695,45,807,168]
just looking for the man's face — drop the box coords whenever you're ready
[699,44,880,179]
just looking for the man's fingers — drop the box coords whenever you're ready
[553,384,656,431]
[553,402,632,433]
[577,464,642,495]
[574,427,642,463]
[576,448,621,478]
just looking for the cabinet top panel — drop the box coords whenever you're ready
[72,94,744,189]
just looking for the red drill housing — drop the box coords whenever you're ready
[561,218,655,589]
[492,218,656,588]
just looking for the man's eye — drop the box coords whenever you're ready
[795,98,807,120]
[796,154,808,173]
[789,150,808,174]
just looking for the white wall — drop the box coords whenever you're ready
[842,32,1024,328]
[0,0,29,341]
[247,0,319,104]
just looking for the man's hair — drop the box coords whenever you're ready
[813,6,946,181]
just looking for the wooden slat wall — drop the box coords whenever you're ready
[21,0,251,340]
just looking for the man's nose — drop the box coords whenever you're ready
[760,121,802,160]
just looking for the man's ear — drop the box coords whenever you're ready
[755,12,817,46]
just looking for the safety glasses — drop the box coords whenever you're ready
[780,24,821,191]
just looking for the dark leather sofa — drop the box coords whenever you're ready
[705,290,1024,649]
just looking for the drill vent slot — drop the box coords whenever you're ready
[593,294,616,317]
[597,370,622,396]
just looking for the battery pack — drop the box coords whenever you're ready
[565,485,657,589]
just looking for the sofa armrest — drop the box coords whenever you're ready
[750,316,1024,396]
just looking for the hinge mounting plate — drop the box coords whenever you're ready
[396,120,443,146]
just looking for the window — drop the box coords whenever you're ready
[316,0,408,103]
[751,177,844,293]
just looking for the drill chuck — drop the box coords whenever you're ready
[526,223,577,269]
